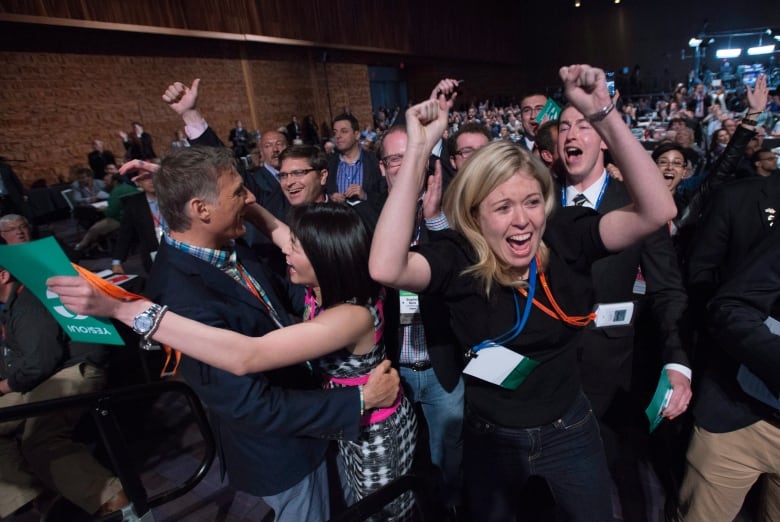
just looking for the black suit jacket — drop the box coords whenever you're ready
[113,192,159,274]
[688,175,780,301]
[687,174,780,431]
[558,177,690,413]
[325,149,384,202]
[145,241,359,496]
[707,230,780,425]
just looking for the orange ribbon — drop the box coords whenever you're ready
[517,257,595,327]
[72,264,180,377]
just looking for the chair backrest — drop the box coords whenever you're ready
[60,188,76,212]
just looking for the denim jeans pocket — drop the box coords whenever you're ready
[552,393,594,432]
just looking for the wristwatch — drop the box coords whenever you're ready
[132,303,168,349]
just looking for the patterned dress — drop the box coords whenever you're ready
[311,290,418,521]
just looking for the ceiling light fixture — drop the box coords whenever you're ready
[715,48,742,59]
[747,44,775,55]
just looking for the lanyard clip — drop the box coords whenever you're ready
[465,348,479,361]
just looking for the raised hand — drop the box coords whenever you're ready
[746,74,768,114]
[422,159,443,220]
[119,159,159,178]
[162,79,201,116]
[559,64,612,119]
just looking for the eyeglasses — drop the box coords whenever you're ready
[1,224,29,234]
[381,154,404,167]
[758,155,778,162]
[521,105,545,116]
[278,168,316,180]
[656,159,686,169]
[455,147,477,159]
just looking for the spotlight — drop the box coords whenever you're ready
[575,0,581,6]
[689,38,703,48]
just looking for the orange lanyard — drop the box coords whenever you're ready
[73,264,181,377]
[517,257,595,328]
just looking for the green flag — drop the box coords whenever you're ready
[0,237,124,345]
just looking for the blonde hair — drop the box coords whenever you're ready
[443,141,555,296]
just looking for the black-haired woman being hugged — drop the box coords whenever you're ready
[49,202,416,521]
[368,67,677,521]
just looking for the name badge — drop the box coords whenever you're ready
[399,290,420,325]
[592,301,635,328]
[463,341,539,390]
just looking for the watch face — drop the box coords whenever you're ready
[135,314,154,333]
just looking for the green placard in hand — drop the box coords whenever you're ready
[535,98,562,123]
[0,237,124,345]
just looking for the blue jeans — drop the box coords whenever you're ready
[463,392,612,522]
[400,366,464,506]
[262,457,330,522]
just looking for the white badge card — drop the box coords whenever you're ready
[463,341,539,390]
[399,290,421,325]
[593,301,635,328]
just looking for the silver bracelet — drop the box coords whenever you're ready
[586,102,615,123]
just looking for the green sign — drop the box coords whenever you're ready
[535,98,562,123]
[0,237,124,345]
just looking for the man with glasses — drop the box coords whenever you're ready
[278,145,328,207]
[519,93,548,151]
[447,122,491,172]
[752,148,779,178]
[376,112,465,519]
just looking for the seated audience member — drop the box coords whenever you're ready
[0,214,31,244]
[0,263,128,519]
[70,167,107,205]
[70,167,108,229]
[73,171,138,255]
[327,113,384,205]
[680,230,780,522]
[87,140,116,179]
[112,161,162,275]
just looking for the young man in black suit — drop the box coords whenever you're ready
[557,102,692,519]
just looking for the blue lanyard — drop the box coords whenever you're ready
[473,258,537,353]
[560,173,610,210]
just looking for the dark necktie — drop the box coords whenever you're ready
[572,193,588,207]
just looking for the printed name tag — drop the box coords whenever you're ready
[463,341,539,390]
[399,290,420,325]
[593,302,635,328]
